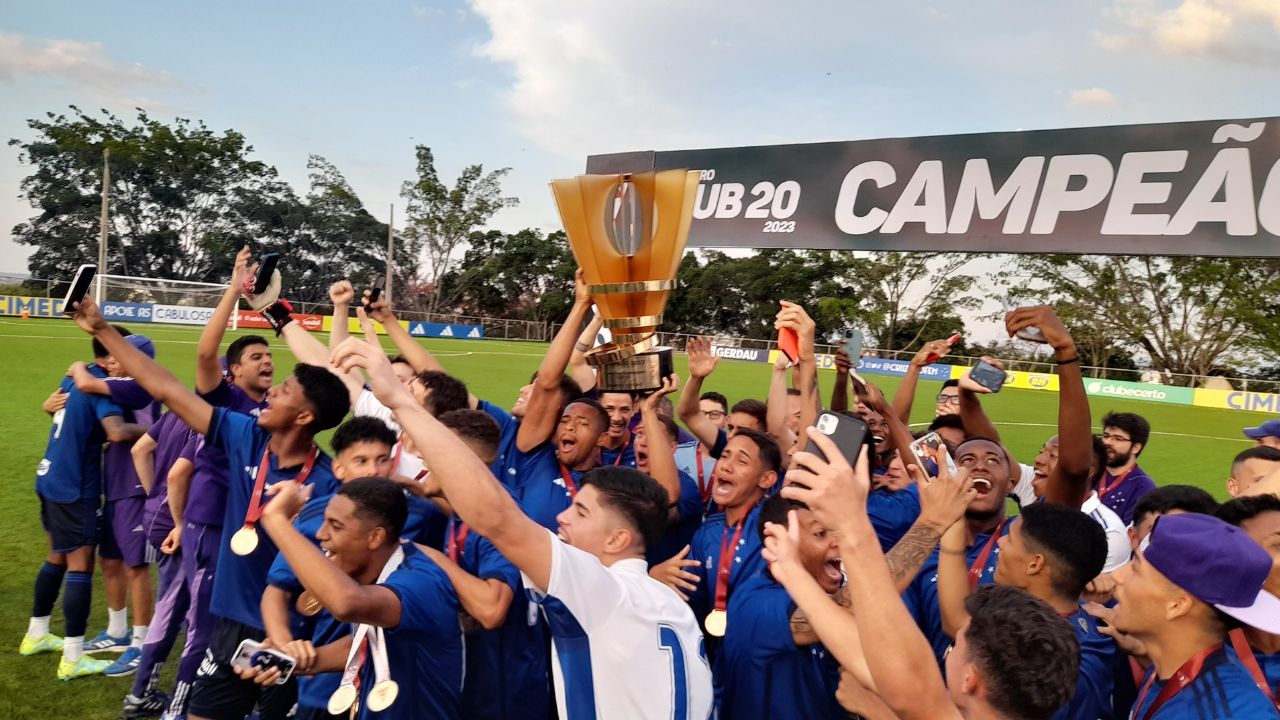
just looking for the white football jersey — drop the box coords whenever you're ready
[526,529,714,720]
[1014,464,1132,572]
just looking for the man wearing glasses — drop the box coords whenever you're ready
[1097,411,1157,525]
[934,380,961,417]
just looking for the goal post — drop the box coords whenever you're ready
[97,274,238,330]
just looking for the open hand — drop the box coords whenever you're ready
[649,545,702,601]
[686,337,719,380]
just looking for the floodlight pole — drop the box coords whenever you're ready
[386,203,394,306]
[96,147,109,303]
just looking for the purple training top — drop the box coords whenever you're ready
[143,411,199,545]
[185,379,268,527]
[103,397,160,501]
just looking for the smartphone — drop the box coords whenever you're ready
[364,274,385,307]
[803,411,870,467]
[923,333,961,364]
[62,264,97,315]
[841,329,863,359]
[253,253,281,295]
[909,431,959,476]
[969,360,1008,393]
[1003,300,1048,344]
[231,639,295,685]
[778,327,799,364]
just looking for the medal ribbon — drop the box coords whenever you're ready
[242,444,317,530]
[446,516,471,565]
[559,464,579,499]
[1097,466,1135,499]
[1131,644,1221,720]
[332,545,406,705]
[968,518,1009,590]
[696,444,718,504]
[597,434,631,467]
[1228,629,1279,709]
[713,520,747,612]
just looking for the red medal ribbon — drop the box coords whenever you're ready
[968,518,1009,590]
[1131,644,1222,720]
[1097,466,1135,499]
[598,434,631,467]
[242,444,318,530]
[1228,629,1279,709]
[446,517,471,565]
[713,520,747,612]
[559,464,579,499]
[391,432,404,471]
[695,444,718,504]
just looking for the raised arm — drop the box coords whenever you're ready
[830,348,852,413]
[74,299,214,435]
[280,321,364,409]
[365,294,443,373]
[568,312,603,394]
[639,375,684,509]
[783,435,962,720]
[676,336,722,448]
[69,362,110,396]
[332,311,555,591]
[865,383,917,478]
[515,270,592,452]
[891,339,953,424]
[766,356,797,452]
[328,280,353,349]
[1010,306,1090,508]
[780,301,821,434]
[258,484,406,628]
[936,518,971,639]
[883,459,975,593]
[196,245,251,394]
[956,360,1020,471]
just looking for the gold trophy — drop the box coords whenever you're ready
[551,169,700,392]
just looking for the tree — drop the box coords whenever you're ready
[440,228,577,322]
[846,252,984,352]
[10,106,299,285]
[399,146,518,315]
[1007,255,1280,384]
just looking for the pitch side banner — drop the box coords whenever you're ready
[586,116,1280,257]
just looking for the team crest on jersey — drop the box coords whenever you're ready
[36,458,51,476]
[1077,616,1088,633]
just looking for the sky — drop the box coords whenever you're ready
[2,0,1278,291]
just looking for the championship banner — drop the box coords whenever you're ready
[101,301,154,323]
[587,116,1280,257]
[0,295,64,317]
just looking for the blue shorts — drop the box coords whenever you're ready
[39,495,101,554]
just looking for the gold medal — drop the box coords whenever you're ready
[296,591,322,617]
[349,698,359,720]
[328,684,359,715]
[229,526,259,556]
[705,609,727,637]
[367,679,399,712]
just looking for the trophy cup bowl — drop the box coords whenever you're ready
[550,169,700,392]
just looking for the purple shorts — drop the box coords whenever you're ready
[100,496,149,567]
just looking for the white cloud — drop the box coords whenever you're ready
[1068,87,1116,108]
[0,32,179,90]
[1100,0,1280,62]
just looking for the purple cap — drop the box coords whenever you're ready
[1243,418,1280,440]
[1144,512,1280,633]
[124,334,156,359]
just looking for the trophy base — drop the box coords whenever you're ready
[595,347,674,393]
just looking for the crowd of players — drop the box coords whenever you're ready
[19,244,1280,720]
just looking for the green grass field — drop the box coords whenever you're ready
[0,316,1268,718]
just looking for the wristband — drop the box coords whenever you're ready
[1056,355,1079,366]
[260,300,295,336]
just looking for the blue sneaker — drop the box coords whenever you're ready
[84,630,129,653]
[105,646,141,677]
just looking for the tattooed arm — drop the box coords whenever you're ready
[884,522,946,593]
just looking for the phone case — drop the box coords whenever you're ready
[778,327,800,363]
[803,412,869,467]
[62,264,97,315]
[970,362,1007,393]
[231,639,295,685]
[253,254,281,294]
[909,432,958,475]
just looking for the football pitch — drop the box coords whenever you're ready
[0,317,1266,718]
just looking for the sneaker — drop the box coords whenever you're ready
[121,689,169,718]
[19,632,63,656]
[105,646,142,677]
[57,655,112,680]
[85,630,130,653]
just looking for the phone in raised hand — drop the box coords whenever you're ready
[969,359,1008,393]
[62,264,97,315]
[1003,300,1048,344]
[908,431,958,476]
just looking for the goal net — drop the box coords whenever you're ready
[97,274,238,329]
